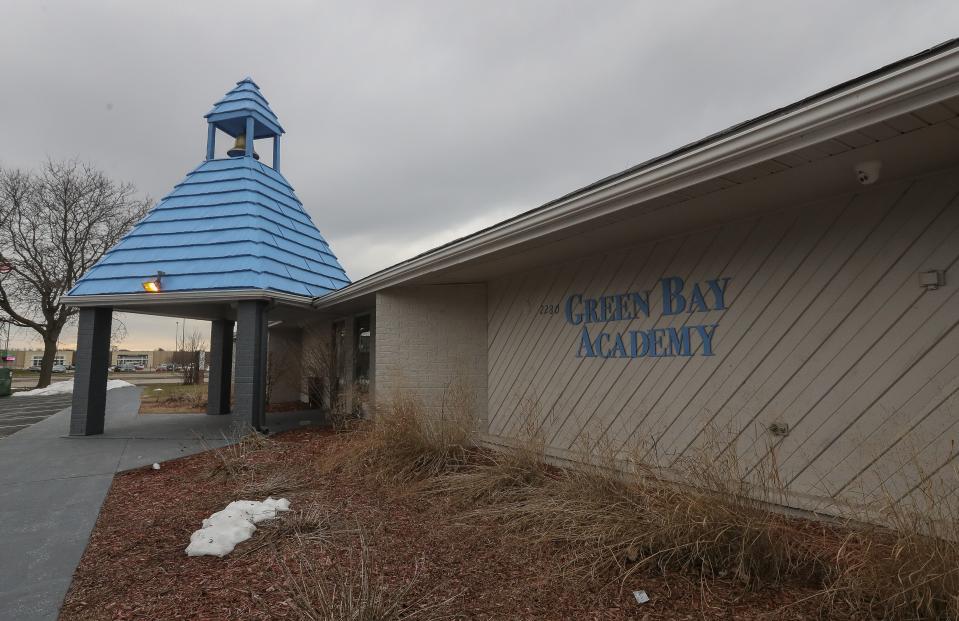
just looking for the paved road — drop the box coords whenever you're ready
[11,372,188,390]
[0,395,74,438]
[13,373,209,390]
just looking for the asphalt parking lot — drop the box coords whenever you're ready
[0,394,73,438]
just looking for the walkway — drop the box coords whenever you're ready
[0,386,323,621]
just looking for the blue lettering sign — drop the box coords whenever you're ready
[562,275,731,358]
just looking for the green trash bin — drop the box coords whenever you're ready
[0,367,11,397]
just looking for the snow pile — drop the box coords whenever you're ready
[13,379,135,397]
[185,497,290,557]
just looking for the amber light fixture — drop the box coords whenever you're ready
[142,271,165,293]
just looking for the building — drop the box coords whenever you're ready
[6,350,75,369]
[2,349,202,370]
[61,77,350,434]
[63,41,959,521]
[306,40,959,520]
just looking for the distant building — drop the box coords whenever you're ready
[1,348,206,370]
[5,350,76,369]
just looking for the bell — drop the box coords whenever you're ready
[226,134,259,159]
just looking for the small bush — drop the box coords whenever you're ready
[422,401,550,506]
[422,441,551,506]
[325,388,475,482]
[821,476,959,620]
[282,531,456,621]
[205,430,276,481]
[237,467,308,498]
[447,431,841,591]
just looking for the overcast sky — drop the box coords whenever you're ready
[1,1,957,351]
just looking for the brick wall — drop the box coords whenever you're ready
[375,284,488,427]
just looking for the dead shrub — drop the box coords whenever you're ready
[239,506,356,558]
[204,430,276,481]
[424,398,551,506]
[328,382,366,432]
[819,474,959,620]
[325,385,475,482]
[422,441,551,506]
[237,466,309,498]
[263,506,349,544]
[282,531,456,620]
[469,436,833,589]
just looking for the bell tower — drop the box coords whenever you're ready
[204,77,283,171]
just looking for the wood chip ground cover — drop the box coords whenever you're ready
[60,429,840,620]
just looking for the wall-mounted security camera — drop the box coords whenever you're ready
[855,160,882,185]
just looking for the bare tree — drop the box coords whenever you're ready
[0,160,150,387]
[302,326,365,429]
[181,328,207,385]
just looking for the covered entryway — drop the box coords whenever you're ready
[59,77,351,434]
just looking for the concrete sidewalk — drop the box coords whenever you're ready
[0,387,237,621]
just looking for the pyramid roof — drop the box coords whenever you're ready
[67,80,349,299]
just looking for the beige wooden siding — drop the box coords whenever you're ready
[487,166,959,515]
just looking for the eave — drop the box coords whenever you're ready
[313,39,959,310]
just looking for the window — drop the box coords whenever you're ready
[117,354,148,366]
[354,315,371,384]
[33,356,64,366]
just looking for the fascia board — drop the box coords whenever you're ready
[59,289,313,308]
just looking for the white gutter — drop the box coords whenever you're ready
[59,288,314,308]
[314,42,959,309]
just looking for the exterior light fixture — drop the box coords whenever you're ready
[142,271,165,293]
[919,269,945,291]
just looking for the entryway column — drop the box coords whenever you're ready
[70,307,113,436]
[233,301,268,432]
[207,319,234,415]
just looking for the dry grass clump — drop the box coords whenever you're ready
[237,466,309,497]
[254,506,354,549]
[202,430,312,499]
[820,479,959,621]
[325,389,475,482]
[205,430,277,481]
[421,395,552,505]
[422,439,551,506]
[470,443,829,589]
[239,504,367,559]
[283,531,456,621]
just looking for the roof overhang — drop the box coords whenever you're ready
[59,289,318,324]
[60,288,313,309]
[314,39,959,311]
[206,110,284,139]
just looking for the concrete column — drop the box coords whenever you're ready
[367,307,376,419]
[233,301,268,432]
[70,307,113,436]
[207,319,234,415]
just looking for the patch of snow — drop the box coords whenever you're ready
[13,379,135,397]
[185,497,290,557]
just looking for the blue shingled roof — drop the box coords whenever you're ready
[68,154,350,298]
[205,77,284,139]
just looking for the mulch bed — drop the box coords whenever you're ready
[60,429,836,620]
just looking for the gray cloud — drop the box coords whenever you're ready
[1,0,956,349]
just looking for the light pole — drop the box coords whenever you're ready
[1,322,9,368]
